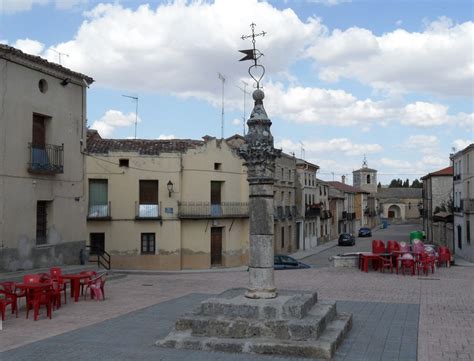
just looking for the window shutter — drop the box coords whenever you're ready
[140,180,158,204]
[89,179,108,205]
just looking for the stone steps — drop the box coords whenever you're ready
[176,302,337,341]
[158,312,352,360]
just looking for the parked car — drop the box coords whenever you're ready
[358,227,372,237]
[338,233,356,246]
[274,255,311,270]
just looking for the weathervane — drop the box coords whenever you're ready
[239,23,266,89]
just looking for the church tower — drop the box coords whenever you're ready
[353,156,378,193]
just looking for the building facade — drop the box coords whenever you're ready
[86,132,249,270]
[0,45,93,271]
[273,153,297,254]
[421,166,453,244]
[377,188,422,223]
[453,144,474,261]
[328,179,356,235]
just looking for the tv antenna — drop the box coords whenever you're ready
[122,95,139,139]
[218,72,226,139]
[299,141,305,159]
[236,80,250,135]
[50,48,69,65]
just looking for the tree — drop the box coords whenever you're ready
[389,178,403,188]
[377,182,382,189]
[411,179,423,188]
[403,178,410,187]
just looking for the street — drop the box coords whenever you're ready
[302,223,423,267]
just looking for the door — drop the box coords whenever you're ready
[32,115,46,148]
[388,210,395,218]
[210,181,222,216]
[211,227,222,266]
[90,233,105,255]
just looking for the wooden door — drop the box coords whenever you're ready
[210,227,222,266]
[32,115,46,148]
[388,210,395,218]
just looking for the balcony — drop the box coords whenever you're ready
[462,199,474,213]
[305,204,321,218]
[453,174,461,181]
[342,211,347,220]
[321,210,332,220]
[135,202,162,220]
[178,202,248,219]
[28,143,64,174]
[275,206,284,220]
[87,202,111,220]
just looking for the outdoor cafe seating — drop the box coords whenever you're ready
[0,267,108,322]
[360,238,447,277]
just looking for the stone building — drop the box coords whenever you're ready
[352,158,378,194]
[328,178,357,235]
[0,45,93,271]
[421,166,453,244]
[294,159,331,250]
[353,158,379,228]
[273,153,297,254]
[377,188,422,222]
[86,132,249,270]
[453,144,474,261]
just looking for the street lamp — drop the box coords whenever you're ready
[167,181,174,197]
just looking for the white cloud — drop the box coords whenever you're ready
[453,139,473,151]
[420,154,449,167]
[407,135,438,147]
[276,138,383,157]
[307,0,351,6]
[379,157,412,170]
[45,1,323,96]
[0,0,86,13]
[306,18,473,97]
[13,38,44,56]
[157,134,176,140]
[232,118,242,126]
[402,102,450,127]
[90,110,140,138]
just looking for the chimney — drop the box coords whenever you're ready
[341,175,346,184]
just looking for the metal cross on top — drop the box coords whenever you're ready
[239,23,266,89]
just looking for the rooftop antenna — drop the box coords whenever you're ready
[236,80,250,135]
[122,95,139,139]
[218,72,226,139]
[331,172,335,181]
[299,141,305,159]
[50,48,69,65]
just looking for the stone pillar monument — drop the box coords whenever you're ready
[158,24,352,359]
[239,88,280,299]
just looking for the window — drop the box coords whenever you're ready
[281,191,285,207]
[288,225,292,244]
[367,175,371,184]
[119,159,129,167]
[281,227,285,248]
[211,181,223,216]
[305,174,307,186]
[139,180,159,217]
[289,191,292,203]
[281,168,284,179]
[288,169,292,181]
[38,79,48,93]
[36,201,48,245]
[467,221,471,245]
[214,162,221,170]
[88,179,109,217]
[90,233,105,255]
[141,233,156,254]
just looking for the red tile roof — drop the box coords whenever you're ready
[327,181,368,193]
[421,166,453,179]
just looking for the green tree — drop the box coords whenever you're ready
[403,178,410,187]
[411,179,423,188]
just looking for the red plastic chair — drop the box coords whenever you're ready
[23,274,42,284]
[50,267,67,306]
[0,283,18,321]
[26,286,53,321]
[399,241,410,253]
[416,252,435,276]
[400,253,415,275]
[83,273,107,301]
[372,240,386,254]
[438,247,451,267]
[79,271,98,295]
[377,255,393,273]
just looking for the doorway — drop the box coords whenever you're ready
[211,227,223,266]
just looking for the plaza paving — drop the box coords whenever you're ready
[0,224,473,361]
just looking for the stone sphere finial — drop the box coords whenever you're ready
[253,89,265,101]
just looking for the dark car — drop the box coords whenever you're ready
[338,233,356,246]
[274,255,311,270]
[358,227,372,237]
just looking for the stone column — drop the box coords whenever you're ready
[240,89,280,299]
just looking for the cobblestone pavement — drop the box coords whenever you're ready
[1,224,473,361]
[0,293,418,361]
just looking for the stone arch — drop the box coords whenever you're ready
[388,204,401,219]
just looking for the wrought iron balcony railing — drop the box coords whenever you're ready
[28,143,64,174]
[178,202,248,219]
[305,205,321,218]
[87,202,111,220]
[136,201,162,219]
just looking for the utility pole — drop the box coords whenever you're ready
[122,95,139,139]
[218,72,226,139]
[236,80,250,135]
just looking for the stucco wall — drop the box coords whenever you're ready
[0,58,87,271]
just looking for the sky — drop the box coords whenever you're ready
[1,0,473,185]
